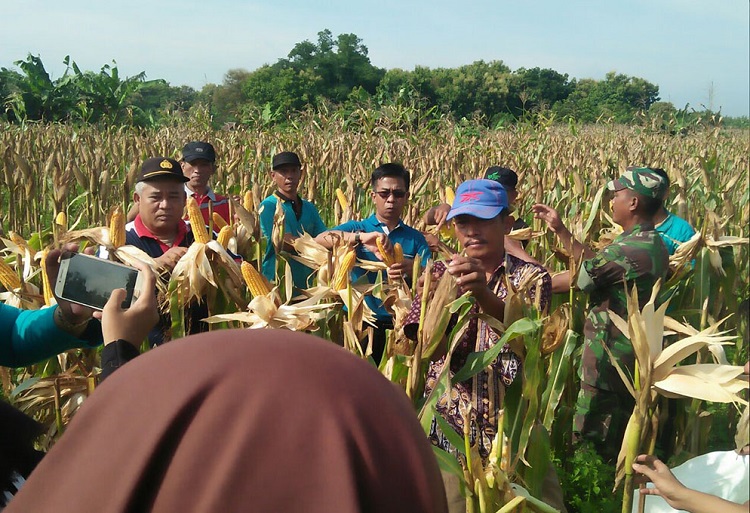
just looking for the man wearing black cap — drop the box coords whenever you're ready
[259,151,327,290]
[180,141,230,231]
[122,157,207,345]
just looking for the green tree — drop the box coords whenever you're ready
[509,67,574,117]
[5,54,79,121]
[237,29,384,119]
[553,72,660,123]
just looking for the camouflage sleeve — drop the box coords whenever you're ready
[579,243,628,292]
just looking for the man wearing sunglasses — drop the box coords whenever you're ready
[316,163,430,364]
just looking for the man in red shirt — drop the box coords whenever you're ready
[180,141,230,231]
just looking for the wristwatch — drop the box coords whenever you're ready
[354,232,362,246]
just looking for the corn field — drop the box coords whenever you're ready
[1,113,748,512]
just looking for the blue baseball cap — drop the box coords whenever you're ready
[446,179,509,221]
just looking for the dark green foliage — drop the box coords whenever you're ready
[1,54,197,126]
[8,30,737,129]
[552,72,660,123]
[556,443,622,512]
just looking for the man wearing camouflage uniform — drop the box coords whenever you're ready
[533,168,670,460]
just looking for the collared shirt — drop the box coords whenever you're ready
[259,192,327,290]
[129,215,189,255]
[403,254,551,460]
[185,185,230,231]
[122,216,203,347]
[333,214,431,322]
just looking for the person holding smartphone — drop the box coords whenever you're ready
[0,245,102,368]
[0,257,159,509]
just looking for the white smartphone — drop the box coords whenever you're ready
[54,253,144,311]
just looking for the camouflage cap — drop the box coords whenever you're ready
[606,168,666,199]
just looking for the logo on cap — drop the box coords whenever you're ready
[160,160,173,169]
[460,191,482,202]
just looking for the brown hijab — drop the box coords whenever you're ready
[7,330,448,513]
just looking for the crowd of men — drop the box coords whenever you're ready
[2,139,710,512]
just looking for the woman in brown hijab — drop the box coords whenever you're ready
[7,329,448,513]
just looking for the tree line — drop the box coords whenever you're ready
[1,29,742,129]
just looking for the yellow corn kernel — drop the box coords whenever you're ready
[109,206,125,249]
[216,225,234,249]
[55,211,67,229]
[444,185,455,205]
[212,212,228,230]
[0,259,21,291]
[335,188,348,211]
[40,250,54,305]
[243,191,254,211]
[393,242,404,264]
[376,235,393,266]
[241,261,272,297]
[187,197,210,244]
[332,249,357,290]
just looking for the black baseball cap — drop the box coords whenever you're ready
[182,141,216,163]
[272,151,302,170]
[484,166,518,189]
[137,157,189,183]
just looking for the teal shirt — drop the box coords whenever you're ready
[259,192,327,290]
[655,211,696,255]
[333,214,431,323]
[0,304,101,367]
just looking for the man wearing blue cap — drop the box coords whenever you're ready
[403,179,556,509]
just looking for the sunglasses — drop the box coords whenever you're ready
[374,189,407,199]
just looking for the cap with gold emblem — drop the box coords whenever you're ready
[136,157,189,183]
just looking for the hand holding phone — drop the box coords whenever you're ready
[93,259,159,347]
[54,253,144,311]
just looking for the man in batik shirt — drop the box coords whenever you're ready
[404,179,551,460]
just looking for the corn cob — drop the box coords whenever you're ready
[0,259,21,291]
[187,197,211,244]
[335,188,348,211]
[55,211,67,229]
[212,212,228,230]
[392,243,404,264]
[40,250,54,305]
[109,206,125,249]
[243,191,254,211]
[445,185,455,205]
[216,225,234,249]
[241,261,272,297]
[376,235,394,266]
[331,249,357,290]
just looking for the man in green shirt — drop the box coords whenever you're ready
[533,168,670,460]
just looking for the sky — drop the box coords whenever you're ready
[3,0,749,117]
